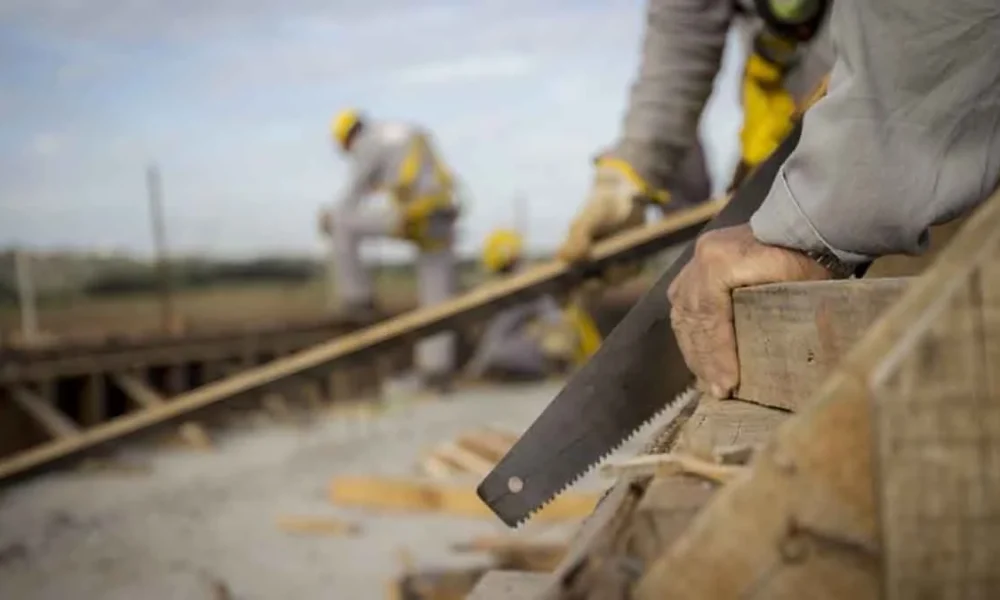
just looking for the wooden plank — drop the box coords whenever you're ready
[600,453,744,484]
[456,429,515,463]
[733,277,910,411]
[111,372,164,409]
[633,189,1000,599]
[467,571,553,600]
[328,476,599,522]
[9,386,79,439]
[432,441,496,476]
[870,231,1000,597]
[0,200,722,484]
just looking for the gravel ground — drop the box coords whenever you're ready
[0,379,683,600]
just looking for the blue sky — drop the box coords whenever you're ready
[0,0,747,259]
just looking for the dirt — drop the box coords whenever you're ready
[0,379,680,600]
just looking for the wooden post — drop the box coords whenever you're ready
[146,163,175,335]
[81,374,106,426]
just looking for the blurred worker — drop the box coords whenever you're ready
[318,109,460,392]
[558,0,833,263]
[464,229,602,381]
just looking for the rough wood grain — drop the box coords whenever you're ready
[633,191,1000,600]
[467,571,553,600]
[0,200,722,484]
[734,278,910,411]
[869,221,1000,598]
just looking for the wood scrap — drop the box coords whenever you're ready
[275,515,360,537]
[455,429,515,463]
[328,476,599,522]
[420,454,459,480]
[600,453,746,485]
[177,421,213,451]
[431,441,495,477]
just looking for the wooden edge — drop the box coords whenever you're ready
[633,191,1000,599]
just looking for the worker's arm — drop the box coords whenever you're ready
[614,0,734,190]
[669,0,1000,398]
[320,144,383,236]
[558,0,733,263]
[750,0,1000,263]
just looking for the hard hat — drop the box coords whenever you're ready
[482,228,523,273]
[331,108,363,149]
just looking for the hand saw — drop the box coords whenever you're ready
[477,120,806,527]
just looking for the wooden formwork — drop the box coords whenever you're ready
[470,191,1000,598]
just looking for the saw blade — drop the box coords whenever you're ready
[477,121,804,527]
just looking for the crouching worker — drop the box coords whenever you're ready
[318,108,460,392]
[464,229,602,382]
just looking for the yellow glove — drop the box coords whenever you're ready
[739,54,797,168]
[557,155,669,264]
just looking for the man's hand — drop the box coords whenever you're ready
[667,224,833,398]
[557,156,650,264]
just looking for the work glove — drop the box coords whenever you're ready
[318,209,335,237]
[557,155,665,265]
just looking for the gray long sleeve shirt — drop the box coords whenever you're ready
[614,0,833,192]
[751,0,1000,262]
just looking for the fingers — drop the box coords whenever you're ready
[668,261,739,398]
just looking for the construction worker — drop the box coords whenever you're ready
[669,0,1000,397]
[464,229,602,381]
[558,0,834,264]
[318,109,460,392]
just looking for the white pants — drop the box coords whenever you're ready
[331,204,457,376]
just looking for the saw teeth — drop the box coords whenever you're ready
[514,385,698,527]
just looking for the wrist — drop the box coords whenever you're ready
[802,249,858,279]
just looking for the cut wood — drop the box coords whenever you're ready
[455,429,515,463]
[420,454,459,479]
[432,441,495,476]
[328,476,599,522]
[275,515,360,537]
[600,453,745,485]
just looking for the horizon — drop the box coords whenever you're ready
[1,1,746,260]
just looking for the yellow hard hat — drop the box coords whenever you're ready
[482,228,523,273]
[331,108,363,149]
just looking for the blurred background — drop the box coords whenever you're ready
[0,0,745,343]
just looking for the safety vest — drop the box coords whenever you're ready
[390,133,458,251]
[733,0,831,188]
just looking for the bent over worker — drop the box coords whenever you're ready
[319,109,460,392]
[559,0,834,263]
[668,0,1000,398]
[464,229,602,382]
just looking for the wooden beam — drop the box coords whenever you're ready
[111,372,164,409]
[633,188,1000,599]
[0,200,722,484]
[733,277,911,411]
[328,476,599,522]
[600,453,745,485]
[9,386,79,439]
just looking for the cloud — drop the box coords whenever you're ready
[391,53,538,87]
[27,132,65,157]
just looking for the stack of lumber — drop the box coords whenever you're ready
[468,194,999,599]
